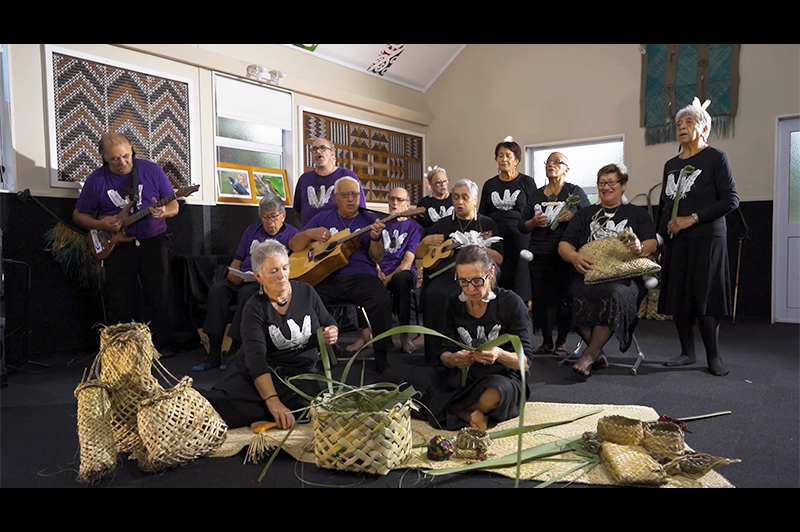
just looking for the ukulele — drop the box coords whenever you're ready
[422,231,491,270]
[88,185,200,260]
[289,207,425,286]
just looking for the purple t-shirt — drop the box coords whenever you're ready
[234,222,300,272]
[379,217,423,283]
[75,159,174,240]
[301,209,380,278]
[292,167,366,224]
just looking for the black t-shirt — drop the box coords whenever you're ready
[561,203,656,250]
[519,182,590,256]
[478,173,537,226]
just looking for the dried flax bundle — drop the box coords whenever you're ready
[74,380,117,483]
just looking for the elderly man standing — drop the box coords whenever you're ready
[289,176,394,372]
[293,137,367,224]
[194,193,298,371]
[73,133,179,352]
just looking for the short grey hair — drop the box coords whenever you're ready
[425,165,447,182]
[451,178,478,198]
[676,100,712,141]
[250,239,289,274]
[258,192,285,217]
[334,176,361,194]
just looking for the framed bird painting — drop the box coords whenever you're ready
[216,163,291,206]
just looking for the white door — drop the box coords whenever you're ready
[773,116,800,323]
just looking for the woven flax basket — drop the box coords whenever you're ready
[311,396,413,475]
[137,376,228,472]
[579,238,660,285]
[74,380,117,483]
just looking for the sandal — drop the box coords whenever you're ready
[532,344,554,354]
[553,345,569,357]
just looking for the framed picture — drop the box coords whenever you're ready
[216,163,291,205]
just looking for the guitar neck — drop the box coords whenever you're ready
[121,188,187,228]
[335,207,425,245]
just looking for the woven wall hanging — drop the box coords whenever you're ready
[302,110,424,205]
[640,44,741,146]
[47,47,192,188]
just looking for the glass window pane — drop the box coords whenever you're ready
[217,117,282,146]
[527,139,624,200]
[217,146,281,169]
[790,130,799,225]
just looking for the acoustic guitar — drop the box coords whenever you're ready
[88,185,200,260]
[422,231,490,270]
[289,207,425,286]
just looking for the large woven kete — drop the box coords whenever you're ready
[579,238,660,285]
[311,400,413,476]
[74,380,117,483]
[136,376,228,472]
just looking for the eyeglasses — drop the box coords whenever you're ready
[455,275,489,288]
[387,196,408,203]
[311,145,332,153]
[260,212,284,222]
[597,179,621,188]
[545,159,567,167]
[337,191,360,199]
[432,179,449,186]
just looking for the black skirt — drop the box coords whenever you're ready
[570,276,647,352]
[658,233,732,317]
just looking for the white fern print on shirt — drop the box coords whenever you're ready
[457,324,502,348]
[491,189,521,211]
[428,205,454,223]
[107,184,144,209]
[307,185,335,209]
[589,218,629,241]
[382,229,408,254]
[269,315,312,351]
[665,169,702,200]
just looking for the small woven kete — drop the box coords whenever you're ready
[579,238,660,285]
[601,442,668,486]
[597,415,644,446]
[642,421,685,462]
[137,376,228,472]
[311,396,413,475]
[74,380,117,483]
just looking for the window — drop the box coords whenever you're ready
[214,73,293,196]
[524,135,624,204]
[0,44,13,191]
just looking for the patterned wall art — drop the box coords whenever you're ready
[302,109,424,205]
[45,46,193,189]
[366,44,406,76]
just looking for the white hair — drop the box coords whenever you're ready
[334,176,361,194]
[250,240,289,274]
[676,97,712,141]
[452,178,478,198]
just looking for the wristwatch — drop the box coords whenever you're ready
[691,213,699,223]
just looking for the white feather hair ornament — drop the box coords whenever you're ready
[451,230,503,249]
[503,136,514,142]
[616,162,628,175]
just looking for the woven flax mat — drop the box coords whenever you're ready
[212,401,734,488]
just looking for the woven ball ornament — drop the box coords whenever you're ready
[427,435,454,461]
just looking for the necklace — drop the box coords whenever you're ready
[338,213,357,231]
[456,216,475,232]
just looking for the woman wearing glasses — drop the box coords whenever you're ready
[416,165,454,229]
[478,137,537,300]
[655,98,739,376]
[420,245,532,430]
[194,193,298,371]
[520,152,590,356]
[558,164,657,377]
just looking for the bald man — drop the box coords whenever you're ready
[73,133,179,351]
[293,137,366,224]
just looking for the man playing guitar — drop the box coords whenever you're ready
[72,133,179,352]
[289,176,394,372]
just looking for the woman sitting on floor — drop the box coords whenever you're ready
[388,245,533,430]
[200,240,338,429]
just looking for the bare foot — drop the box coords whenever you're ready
[572,351,597,377]
[400,334,416,354]
[470,410,488,430]
[346,329,371,352]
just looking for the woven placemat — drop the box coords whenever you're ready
[212,401,735,488]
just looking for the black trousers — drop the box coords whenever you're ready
[203,280,260,343]
[314,274,393,366]
[103,233,171,347]
[386,270,416,327]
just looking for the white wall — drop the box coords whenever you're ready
[423,44,800,202]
